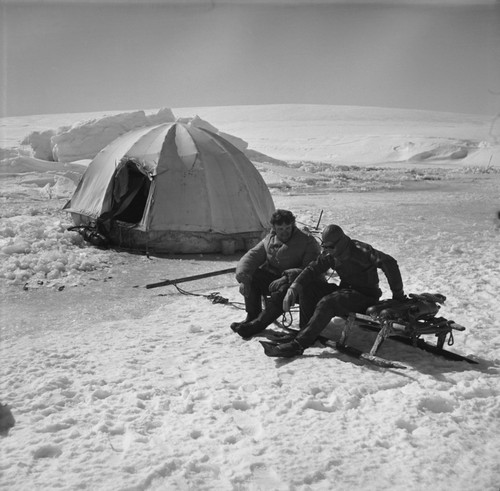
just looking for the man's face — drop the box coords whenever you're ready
[274,223,293,243]
[321,242,337,256]
[321,238,349,258]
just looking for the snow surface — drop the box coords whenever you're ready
[1,104,499,490]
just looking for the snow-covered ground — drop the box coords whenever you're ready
[1,105,499,490]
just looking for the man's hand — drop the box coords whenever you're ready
[282,284,299,312]
[269,276,288,293]
[392,291,407,302]
[239,282,250,298]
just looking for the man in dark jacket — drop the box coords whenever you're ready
[231,209,322,338]
[263,224,405,357]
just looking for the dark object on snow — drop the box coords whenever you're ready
[0,403,15,436]
[68,225,109,248]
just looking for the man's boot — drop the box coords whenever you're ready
[230,314,256,332]
[236,305,283,339]
[230,286,264,332]
[260,338,305,358]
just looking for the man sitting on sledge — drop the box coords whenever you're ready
[263,224,406,358]
[231,209,322,338]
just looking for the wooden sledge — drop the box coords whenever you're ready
[320,293,478,368]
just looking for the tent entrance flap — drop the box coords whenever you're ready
[111,160,152,224]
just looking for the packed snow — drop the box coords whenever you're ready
[1,104,499,490]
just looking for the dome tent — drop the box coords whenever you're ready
[64,122,275,253]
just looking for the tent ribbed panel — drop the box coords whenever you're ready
[125,123,175,169]
[148,125,272,234]
[148,125,212,232]
[196,128,274,232]
[186,126,265,234]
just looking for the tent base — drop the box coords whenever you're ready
[107,223,265,254]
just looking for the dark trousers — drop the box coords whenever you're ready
[296,282,379,347]
[245,268,286,321]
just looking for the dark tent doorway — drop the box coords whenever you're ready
[111,160,151,224]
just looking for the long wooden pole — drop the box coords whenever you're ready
[145,267,236,289]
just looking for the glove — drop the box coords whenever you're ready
[269,276,289,293]
[239,282,250,298]
[282,285,299,312]
[392,291,407,302]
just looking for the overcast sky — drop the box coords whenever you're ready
[1,0,499,117]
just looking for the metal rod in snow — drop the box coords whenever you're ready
[315,210,324,230]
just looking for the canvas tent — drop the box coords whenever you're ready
[64,122,275,253]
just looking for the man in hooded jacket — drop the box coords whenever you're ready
[231,209,322,338]
[263,224,406,357]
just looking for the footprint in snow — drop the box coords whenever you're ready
[32,444,62,459]
[417,395,455,413]
[231,399,251,411]
[248,463,287,490]
[232,411,265,441]
[91,388,112,400]
[37,418,77,433]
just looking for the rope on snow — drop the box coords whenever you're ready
[164,283,298,329]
